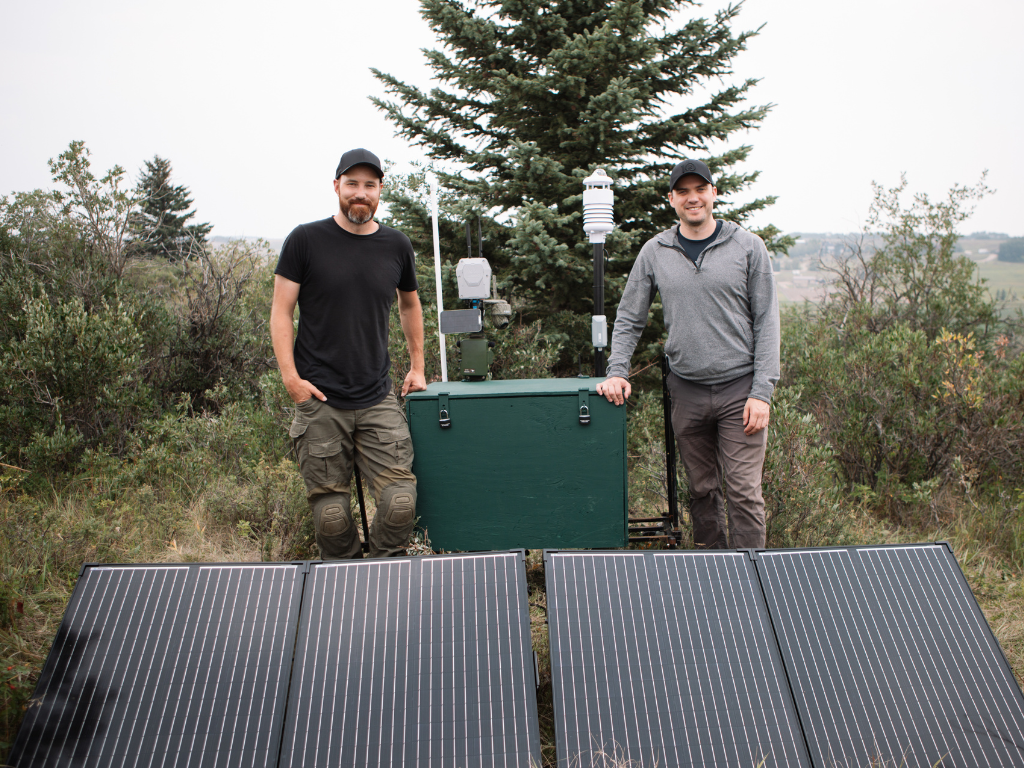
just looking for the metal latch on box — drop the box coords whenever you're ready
[578,389,591,426]
[438,393,451,429]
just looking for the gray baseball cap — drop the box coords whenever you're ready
[668,159,714,191]
[335,148,383,179]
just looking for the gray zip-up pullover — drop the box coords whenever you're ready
[605,220,780,403]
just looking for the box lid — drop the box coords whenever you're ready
[405,377,600,399]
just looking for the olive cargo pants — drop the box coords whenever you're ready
[668,371,768,549]
[289,392,417,559]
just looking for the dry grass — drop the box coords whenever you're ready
[159,504,263,563]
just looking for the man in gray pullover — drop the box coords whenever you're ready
[597,159,780,548]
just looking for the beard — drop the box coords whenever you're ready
[340,198,377,225]
[681,205,709,229]
[685,213,708,229]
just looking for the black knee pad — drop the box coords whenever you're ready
[379,483,417,530]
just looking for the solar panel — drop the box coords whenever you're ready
[545,550,811,768]
[9,563,304,768]
[279,551,541,768]
[757,544,1024,768]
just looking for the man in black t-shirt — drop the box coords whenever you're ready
[270,148,426,560]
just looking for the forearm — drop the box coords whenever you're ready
[606,279,655,379]
[400,302,425,373]
[751,305,780,403]
[750,341,779,403]
[749,247,781,403]
[270,305,299,382]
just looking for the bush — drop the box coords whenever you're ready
[821,174,997,343]
[0,143,279,471]
[784,175,1024,524]
[157,241,276,410]
[202,458,315,562]
[762,387,851,548]
[0,293,154,472]
[127,374,294,496]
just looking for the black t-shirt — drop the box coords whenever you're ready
[275,218,418,409]
[676,219,723,263]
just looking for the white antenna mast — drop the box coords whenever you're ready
[427,172,449,382]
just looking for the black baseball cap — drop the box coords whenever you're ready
[668,159,714,191]
[335,148,383,179]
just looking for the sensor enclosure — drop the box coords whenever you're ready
[582,168,615,244]
[456,258,492,300]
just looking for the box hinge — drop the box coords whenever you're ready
[578,388,591,426]
[438,393,451,429]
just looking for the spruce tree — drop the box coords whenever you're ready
[373,0,787,370]
[134,156,212,260]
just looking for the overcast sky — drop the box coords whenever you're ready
[2,0,1021,240]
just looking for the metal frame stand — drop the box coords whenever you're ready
[627,356,682,546]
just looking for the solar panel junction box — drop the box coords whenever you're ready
[405,378,628,551]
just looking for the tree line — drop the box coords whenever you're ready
[0,141,271,475]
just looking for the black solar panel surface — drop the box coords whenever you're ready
[546,551,811,768]
[279,552,541,768]
[9,563,303,768]
[758,544,1024,768]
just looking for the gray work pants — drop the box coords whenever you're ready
[289,391,417,560]
[668,371,767,549]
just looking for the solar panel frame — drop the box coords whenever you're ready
[8,561,306,768]
[545,549,813,768]
[756,543,1024,768]
[279,550,542,768]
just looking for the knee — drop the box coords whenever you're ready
[312,493,352,537]
[726,481,765,509]
[379,482,417,529]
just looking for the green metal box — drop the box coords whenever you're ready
[405,378,627,551]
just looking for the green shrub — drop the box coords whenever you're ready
[0,293,154,472]
[127,374,294,497]
[782,176,1024,528]
[157,242,276,410]
[204,458,315,561]
[786,310,1023,503]
[762,387,851,548]
[822,174,998,344]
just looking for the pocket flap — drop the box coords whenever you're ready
[288,419,308,439]
[376,426,411,443]
[307,436,343,458]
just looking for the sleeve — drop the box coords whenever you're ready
[747,235,781,403]
[605,244,658,380]
[396,232,419,293]
[274,225,306,284]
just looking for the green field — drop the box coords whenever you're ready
[977,259,1024,315]
[772,257,1024,315]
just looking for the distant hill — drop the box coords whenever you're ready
[774,231,1024,315]
[783,231,1020,263]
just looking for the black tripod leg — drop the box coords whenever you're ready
[662,355,680,546]
[354,464,370,554]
